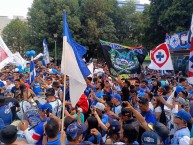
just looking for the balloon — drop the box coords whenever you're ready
[14,68,19,72]
[19,69,23,73]
[26,51,31,57]
[30,50,36,56]
[18,65,22,69]
[52,69,57,74]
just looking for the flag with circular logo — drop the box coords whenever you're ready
[148,43,174,70]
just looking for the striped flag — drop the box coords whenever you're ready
[30,57,36,84]
[43,38,50,66]
[188,14,193,77]
[61,12,90,107]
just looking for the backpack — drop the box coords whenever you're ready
[159,109,167,125]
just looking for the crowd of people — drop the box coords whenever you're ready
[0,62,193,145]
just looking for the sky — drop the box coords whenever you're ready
[0,0,150,18]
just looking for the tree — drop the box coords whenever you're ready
[142,0,193,50]
[112,1,145,46]
[27,0,81,58]
[2,18,30,55]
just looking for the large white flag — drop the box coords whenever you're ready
[148,43,174,70]
[61,12,90,107]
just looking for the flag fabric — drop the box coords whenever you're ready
[43,38,50,65]
[61,12,90,107]
[29,57,36,84]
[0,36,13,70]
[188,14,193,77]
[148,43,174,70]
[100,40,147,76]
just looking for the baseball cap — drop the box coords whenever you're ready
[52,82,59,87]
[66,122,87,140]
[141,131,160,145]
[153,122,169,141]
[175,97,186,107]
[109,119,121,132]
[121,108,132,117]
[138,97,148,105]
[94,102,105,111]
[38,103,52,113]
[0,125,17,144]
[175,110,191,122]
[45,88,55,97]
[112,94,122,102]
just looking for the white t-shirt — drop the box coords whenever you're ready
[5,84,15,90]
[55,88,62,99]
[154,106,162,113]
[149,102,154,111]
[112,104,122,115]
[49,99,62,118]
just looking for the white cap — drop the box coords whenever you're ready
[179,136,190,145]
[94,102,105,111]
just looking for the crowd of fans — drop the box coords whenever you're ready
[0,62,193,145]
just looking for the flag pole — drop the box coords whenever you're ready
[61,11,67,131]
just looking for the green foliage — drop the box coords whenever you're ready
[2,18,30,55]
[142,0,193,49]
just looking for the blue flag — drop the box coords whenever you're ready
[61,12,90,107]
[43,38,50,66]
[30,59,36,84]
[62,12,90,78]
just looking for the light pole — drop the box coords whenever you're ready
[53,33,58,65]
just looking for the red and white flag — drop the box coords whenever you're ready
[188,14,193,77]
[0,36,13,70]
[148,43,174,70]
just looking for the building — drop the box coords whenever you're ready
[0,16,26,35]
[117,0,145,12]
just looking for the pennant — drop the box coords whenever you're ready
[61,12,90,107]
[148,43,174,70]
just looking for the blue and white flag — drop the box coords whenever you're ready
[43,38,50,65]
[61,12,90,107]
[30,58,36,84]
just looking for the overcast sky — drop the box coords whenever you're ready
[0,0,150,18]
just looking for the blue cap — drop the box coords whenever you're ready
[109,119,121,132]
[175,110,191,122]
[112,94,122,102]
[66,122,87,140]
[141,131,160,145]
[38,103,52,113]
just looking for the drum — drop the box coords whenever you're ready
[24,109,41,126]
[17,100,37,120]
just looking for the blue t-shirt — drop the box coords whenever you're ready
[46,138,60,145]
[94,91,103,105]
[34,118,47,145]
[0,81,5,88]
[141,109,156,124]
[0,105,12,126]
[84,86,92,97]
[172,127,190,145]
[33,82,43,96]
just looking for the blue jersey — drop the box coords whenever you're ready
[0,105,12,126]
[141,109,156,124]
